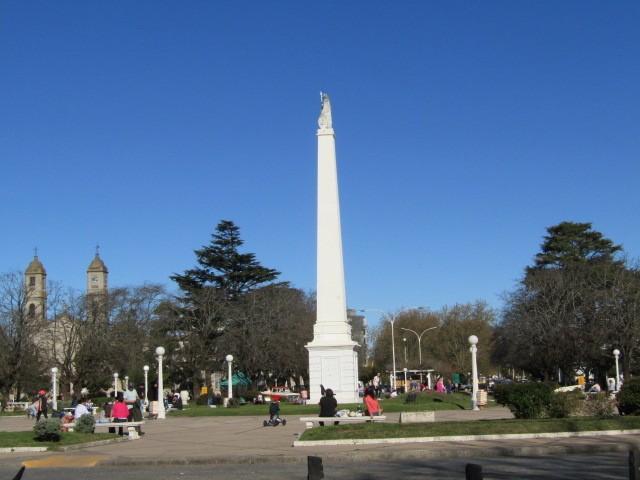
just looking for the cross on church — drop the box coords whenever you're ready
[95,243,100,255]
[33,246,38,258]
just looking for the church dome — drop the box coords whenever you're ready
[87,254,108,273]
[26,256,46,274]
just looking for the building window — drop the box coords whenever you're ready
[28,304,36,318]
[29,276,35,287]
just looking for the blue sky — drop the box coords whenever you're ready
[2,2,638,329]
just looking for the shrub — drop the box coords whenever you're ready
[492,382,555,419]
[227,398,241,408]
[242,390,260,403]
[547,392,582,418]
[618,378,640,415]
[75,413,95,433]
[195,395,208,405]
[582,393,617,417]
[33,418,62,442]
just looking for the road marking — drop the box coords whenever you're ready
[23,454,109,468]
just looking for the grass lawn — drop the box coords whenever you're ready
[0,431,118,450]
[170,391,474,417]
[298,416,640,441]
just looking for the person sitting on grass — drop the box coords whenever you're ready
[318,388,338,426]
[61,411,75,431]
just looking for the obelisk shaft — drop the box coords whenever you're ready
[307,93,358,404]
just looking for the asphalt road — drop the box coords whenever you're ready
[1,453,630,479]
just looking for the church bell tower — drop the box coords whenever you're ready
[25,250,47,321]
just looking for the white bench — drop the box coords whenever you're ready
[300,416,386,429]
[65,421,145,439]
[6,402,30,412]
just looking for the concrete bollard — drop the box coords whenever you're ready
[11,466,25,480]
[465,463,483,480]
[308,455,324,480]
[629,449,640,480]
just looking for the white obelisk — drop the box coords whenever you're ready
[306,93,359,404]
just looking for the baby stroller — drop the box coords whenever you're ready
[263,400,286,427]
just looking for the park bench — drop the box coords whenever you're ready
[64,421,145,439]
[5,402,30,412]
[299,416,386,429]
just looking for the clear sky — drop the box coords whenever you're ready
[2,2,638,329]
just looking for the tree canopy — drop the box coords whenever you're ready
[529,221,623,272]
[496,221,637,384]
[171,220,282,299]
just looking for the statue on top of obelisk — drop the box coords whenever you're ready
[318,92,332,130]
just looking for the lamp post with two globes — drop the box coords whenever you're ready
[358,307,424,392]
[400,325,439,383]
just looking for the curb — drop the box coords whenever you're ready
[95,441,636,467]
[293,428,640,447]
[0,447,47,453]
[0,437,129,454]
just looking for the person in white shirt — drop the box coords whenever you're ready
[74,397,90,420]
[123,384,140,419]
[373,373,381,398]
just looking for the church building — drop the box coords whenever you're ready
[25,250,109,318]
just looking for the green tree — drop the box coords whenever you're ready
[171,220,281,299]
[0,271,52,403]
[496,221,631,383]
[529,221,622,272]
[222,285,315,387]
[167,220,284,396]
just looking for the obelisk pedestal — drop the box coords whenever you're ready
[306,93,359,404]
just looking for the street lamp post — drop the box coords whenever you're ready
[358,307,423,393]
[125,376,129,390]
[403,367,408,393]
[613,349,621,392]
[226,355,234,401]
[156,346,166,420]
[469,335,479,411]
[114,372,119,398]
[401,326,439,383]
[403,338,407,363]
[143,365,150,406]
[51,367,58,411]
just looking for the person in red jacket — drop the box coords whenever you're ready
[364,387,383,416]
[110,393,130,435]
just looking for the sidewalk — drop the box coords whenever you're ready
[1,407,638,468]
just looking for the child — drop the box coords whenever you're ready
[264,400,286,426]
[269,400,281,423]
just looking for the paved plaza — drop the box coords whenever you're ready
[0,407,638,470]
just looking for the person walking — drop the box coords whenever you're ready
[123,383,144,435]
[36,390,48,421]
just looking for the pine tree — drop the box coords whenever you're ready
[530,221,623,271]
[171,220,281,299]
